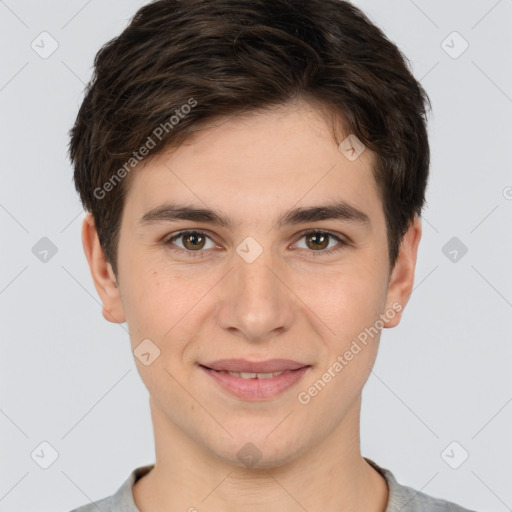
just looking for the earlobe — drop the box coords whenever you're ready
[81,214,126,324]
[383,214,422,328]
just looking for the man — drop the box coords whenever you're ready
[67,0,477,510]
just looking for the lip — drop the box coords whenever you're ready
[201,358,308,373]
[199,359,311,400]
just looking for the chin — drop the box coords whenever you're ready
[202,427,307,471]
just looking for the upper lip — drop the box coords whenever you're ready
[201,359,309,373]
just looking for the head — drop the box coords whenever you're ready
[69,0,430,467]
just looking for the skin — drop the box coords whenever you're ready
[82,98,422,512]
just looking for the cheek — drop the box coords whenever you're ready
[299,264,387,339]
[118,261,173,343]
[120,260,214,350]
[296,273,384,409]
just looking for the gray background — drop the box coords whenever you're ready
[1,1,511,511]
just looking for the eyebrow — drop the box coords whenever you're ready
[139,200,371,229]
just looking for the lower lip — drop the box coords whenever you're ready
[200,365,310,400]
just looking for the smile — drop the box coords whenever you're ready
[199,362,311,400]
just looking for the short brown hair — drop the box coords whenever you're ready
[68,0,431,278]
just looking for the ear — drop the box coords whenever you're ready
[81,214,126,324]
[383,214,422,328]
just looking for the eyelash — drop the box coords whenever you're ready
[164,229,348,258]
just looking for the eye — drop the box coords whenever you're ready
[294,230,347,256]
[164,230,217,257]
[164,229,348,258]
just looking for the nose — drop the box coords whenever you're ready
[215,248,296,343]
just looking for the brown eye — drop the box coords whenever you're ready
[294,230,347,256]
[181,232,206,250]
[166,230,216,255]
[304,232,330,250]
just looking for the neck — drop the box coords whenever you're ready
[133,396,389,512]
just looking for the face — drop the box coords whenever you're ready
[84,99,421,468]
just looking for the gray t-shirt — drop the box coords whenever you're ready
[68,458,477,512]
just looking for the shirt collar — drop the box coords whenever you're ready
[111,458,418,512]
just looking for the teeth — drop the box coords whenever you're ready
[223,370,286,379]
[254,372,278,379]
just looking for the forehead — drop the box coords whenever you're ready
[123,100,383,228]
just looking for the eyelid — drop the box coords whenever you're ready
[165,229,219,249]
[292,228,348,255]
[295,228,347,243]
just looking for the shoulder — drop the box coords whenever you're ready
[364,458,478,512]
[388,479,478,512]
[66,464,154,512]
[67,494,114,512]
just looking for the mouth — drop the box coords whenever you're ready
[203,368,294,379]
[199,359,311,400]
